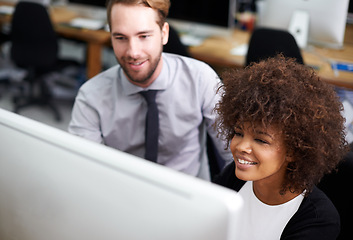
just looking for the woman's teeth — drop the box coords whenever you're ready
[238,158,257,165]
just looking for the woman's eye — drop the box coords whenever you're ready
[234,131,243,137]
[255,138,268,144]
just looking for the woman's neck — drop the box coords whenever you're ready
[252,181,301,205]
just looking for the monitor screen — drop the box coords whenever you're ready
[167,0,236,38]
[0,109,243,240]
[258,0,349,49]
[169,0,231,29]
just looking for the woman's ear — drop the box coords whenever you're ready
[285,153,294,163]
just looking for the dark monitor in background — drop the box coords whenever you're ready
[0,108,243,240]
[348,0,353,23]
[167,0,236,39]
[258,0,349,49]
[67,0,106,7]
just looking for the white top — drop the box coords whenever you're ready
[234,181,304,240]
[68,53,232,180]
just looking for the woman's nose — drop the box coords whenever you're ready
[234,137,252,154]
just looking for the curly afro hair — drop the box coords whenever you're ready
[215,55,348,194]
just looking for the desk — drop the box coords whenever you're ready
[189,25,353,89]
[50,6,110,79]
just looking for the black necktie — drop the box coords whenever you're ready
[139,90,159,162]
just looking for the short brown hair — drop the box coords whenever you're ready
[215,55,348,194]
[106,0,170,29]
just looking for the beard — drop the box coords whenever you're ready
[117,47,163,86]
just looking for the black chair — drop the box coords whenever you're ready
[0,31,9,56]
[317,143,353,240]
[245,27,304,66]
[163,25,190,57]
[0,31,10,96]
[10,1,78,121]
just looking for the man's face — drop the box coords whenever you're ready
[110,4,169,88]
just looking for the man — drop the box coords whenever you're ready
[68,0,231,180]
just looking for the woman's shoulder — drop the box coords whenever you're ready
[298,186,339,223]
[306,187,338,209]
[281,186,340,239]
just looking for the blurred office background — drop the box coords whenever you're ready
[0,0,352,144]
[0,0,117,130]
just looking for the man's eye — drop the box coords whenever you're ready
[115,36,126,40]
[140,35,150,39]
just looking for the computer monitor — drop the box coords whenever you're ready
[167,0,237,38]
[258,0,349,49]
[0,108,243,240]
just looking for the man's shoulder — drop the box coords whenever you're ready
[163,52,214,71]
[80,65,120,92]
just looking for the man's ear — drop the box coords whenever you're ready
[162,22,169,45]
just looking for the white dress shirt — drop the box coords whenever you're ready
[68,53,232,180]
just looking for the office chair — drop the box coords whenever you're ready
[317,143,353,240]
[10,1,79,121]
[163,25,190,57]
[0,31,9,56]
[245,27,304,66]
[0,31,10,97]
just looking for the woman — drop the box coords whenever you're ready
[214,55,348,239]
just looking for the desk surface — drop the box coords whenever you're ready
[189,25,353,89]
[50,6,110,43]
[1,2,353,89]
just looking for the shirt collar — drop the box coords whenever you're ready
[121,54,171,96]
